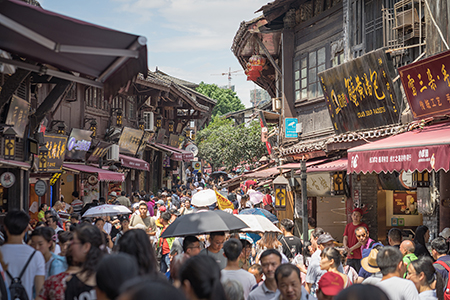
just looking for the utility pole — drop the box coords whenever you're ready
[301,159,308,242]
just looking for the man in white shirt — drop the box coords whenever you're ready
[376,247,420,300]
[220,238,256,300]
[2,210,45,299]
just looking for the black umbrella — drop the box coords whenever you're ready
[160,210,248,238]
[210,171,230,180]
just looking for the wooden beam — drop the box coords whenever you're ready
[253,34,282,76]
[29,79,71,133]
[0,68,31,115]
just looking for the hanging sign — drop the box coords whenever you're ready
[306,172,331,196]
[5,95,30,138]
[34,180,47,196]
[65,129,92,161]
[399,49,450,119]
[319,49,401,134]
[285,118,298,138]
[49,172,62,186]
[118,127,144,155]
[169,134,180,148]
[44,134,68,172]
[87,141,112,162]
[0,172,15,188]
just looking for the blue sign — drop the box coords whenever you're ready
[285,118,298,138]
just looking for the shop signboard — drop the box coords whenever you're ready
[65,129,92,161]
[399,49,450,119]
[87,141,112,162]
[306,172,331,196]
[44,134,67,172]
[136,131,154,156]
[169,134,180,148]
[118,127,144,156]
[284,118,298,138]
[319,49,401,134]
[5,95,30,138]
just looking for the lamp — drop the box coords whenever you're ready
[89,119,97,138]
[331,171,345,196]
[3,127,16,160]
[156,115,163,128]
[38,145,49,172]
[138,120,145,131]
[413,171,430,187]
[168,121,174,133]
[185,129,191,139]
[116,108,123,127]
[57,122,65,135]
[273,174,289,211]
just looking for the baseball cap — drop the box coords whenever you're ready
[156,200,164,205]
[110,191,117,197]
[318,272,344,296]
[317,233,335,245]
[439,228,450,239]
[159,206,167,212]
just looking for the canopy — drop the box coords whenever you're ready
[63,163,124,182]
[119,154,149,171]
[348,122,450,173]
[149,143,183,161]
[0,0,147,97]
[162,144,194,162]
[307,158,347,173]
[82,204,131,218]
[0,158,30,170]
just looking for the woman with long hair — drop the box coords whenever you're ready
[37,223,105,300]
[38,204,48,222]
[30,227,67,278]
[414,225,433,259]
[179,255,227,300]
[407,256,444,300]
[255,232,283,263]
[320,247,352,287]
[116,228,158,275]
[113,216,130,246]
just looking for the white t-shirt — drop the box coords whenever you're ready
[221,269,257,300]
[2,244,45,300]
[376,276,420,300]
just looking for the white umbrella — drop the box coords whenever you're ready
[191,189,217,207]
[236,214,282,233]
[82,204,131,218]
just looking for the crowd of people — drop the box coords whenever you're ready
[0,179,449,300]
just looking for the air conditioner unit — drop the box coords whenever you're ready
[106,144,119,161]
[143,111,154,132]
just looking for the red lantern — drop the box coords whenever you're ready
[249,55,266,72]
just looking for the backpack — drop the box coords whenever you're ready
[361,240,383,258]
[434,260,450,300]
[5,250,36,300]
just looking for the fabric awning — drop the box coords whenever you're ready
[307,158,347,173]
[149,143,183,161]
[161,144,194,162]
[0,158,30,170]
[119,155,149,171]
[348,122,450,173]
[0,0,148,97]
[63,163,124,182]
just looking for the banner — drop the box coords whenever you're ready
[6,95,30,138]
[215,190,234,210]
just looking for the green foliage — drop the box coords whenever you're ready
[196,116,267,170]
[196,82,245,117]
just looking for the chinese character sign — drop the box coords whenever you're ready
[118,127,144,155]
[87,141,112,162]
[44,134,68,172]
[318,49,401,134]
[6,95,30,138]
[399,49,450,119]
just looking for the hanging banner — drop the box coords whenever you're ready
[118,127,144,155]
[319,49,401,134]
[399,49,450,119]
[44,134,68,172]
[5,95,30,138]
[65,129,92,161]
[215,189,234,210]
[87,141,112,162]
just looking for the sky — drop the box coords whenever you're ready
[39,0,271,107]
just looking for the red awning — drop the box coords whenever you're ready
[0,0,147,98]
[0,158,30,170]
[150,143,183,161]
[243,160,327,179]
[348,122,450,173]
[307,158,347,173]
[119,155,149,171]
[63,163,124,182]
[161,144,194,162]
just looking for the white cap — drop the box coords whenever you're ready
[110,191,117,197]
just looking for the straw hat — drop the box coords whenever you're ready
[361,248,380,273]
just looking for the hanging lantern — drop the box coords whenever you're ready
[249,55,266,71]
[413,171,430,187]
[89,119,97,138]
[273,174,289,211]
[38,145,49,172]
[139,120,145,131]
[156,115,163,128]
[331,171,345,196]
[116,108,123,127]
[168,121,175,133]
[185,129,191,138]
[57,122,66,135]
[3,127,16,160]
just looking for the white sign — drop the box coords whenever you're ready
[34,180,47,196]
[306,173,331,196]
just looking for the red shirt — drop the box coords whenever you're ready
[343,222,368,259]
[160,226,171,255]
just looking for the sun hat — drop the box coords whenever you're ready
[361,248,380,273]
[318,272,345,296]
[110,191,117,197]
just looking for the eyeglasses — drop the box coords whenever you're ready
[356,233,367,238]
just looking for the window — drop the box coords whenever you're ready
[294,47,326,101]
[332,52,345,67]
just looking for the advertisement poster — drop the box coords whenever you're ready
[65,129,92,161]
[6,95,30,138]
[393,192,418,215]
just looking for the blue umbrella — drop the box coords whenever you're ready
[239,208,278,223]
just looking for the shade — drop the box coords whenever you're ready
[239,208,278,223]
[161,144,194,162]
[0,158,30,170]
[348,122,450,173]
[82,204,131,218]
[63,163,124,182]
[119,154,149,171]
[236,215,281,233]
[0,0,148,97]
[307,158,348,173]
[150,143,183,161]
[160,210,248,238]
[191,189,217,207]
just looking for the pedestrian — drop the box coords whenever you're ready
[113,216,130,246]
[116,191,131,209]
[248,264,263,285]
[129,201,156,236]
[38,203,48,222]
[279,218,303,262]
[356,227,382,258]
[50,201,63,227]
[158,212,174,273]
[255,232,283,263]
[144,195,155,217]
[335,284,389,300]
[57,231,73,257]
[343,208,368,273]
[221,238,256,300]
[358,247,383,285]
[238,237,253,270]
[320,247,351,287]
[37,223,105,300]
[3,210,45,299]
[248,249,282,300]
[199,231,227,269]
[274,264,310,300]
[182,236,201,257]
[179,255,228,300]
[116,229,158,276]
[400,240,418,277]
[46,215,64,236]
[71,191,83,214]
[431,237,450,294]
[376,246,420,300]
[70,213,80,225]
[407,256,444,300]
[118,276,187,300]
[94,218,113,250]
[109,191,119,204]
[223,280,245,300]
[388,228,402,249]
[316,271,345,300]
[414,225,433,259]
[30,227,67,278]
[95,253,139,300]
